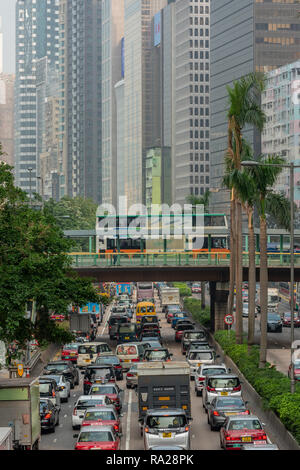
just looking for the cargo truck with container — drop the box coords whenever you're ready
[0,378,40,450]
[69,313,96,341]
[137,362,191,435]
[160,288,180,313]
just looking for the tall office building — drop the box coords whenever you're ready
[59,0,102,203]
[123,0,167,208]
[210,0,300,215]
[14,0,60,194]
[101,0,124,207]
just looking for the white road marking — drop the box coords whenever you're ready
[125,390,133,451]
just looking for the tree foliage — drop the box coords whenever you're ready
[44,195,98,231]
[0,162,98,364]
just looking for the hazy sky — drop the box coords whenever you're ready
[0,0,16,74]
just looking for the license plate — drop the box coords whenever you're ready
[225,412,237,416]
[70,353,76,356]
[241,436,252,442]
[197,363,202,366]
[124,359,130,362]
[163,432,172,438]
[85,359,91,363]
[221,391,228,396]
[125,337,130,340]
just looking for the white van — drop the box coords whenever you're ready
[115,343,145,371]
[77,342,113,368]
[186,349,217,379]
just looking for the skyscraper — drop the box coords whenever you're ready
[59,0,102,203]
[14,0,60,194]
[210,0,300,215]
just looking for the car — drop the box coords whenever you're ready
[181,329,208,355]
[77,342,113,368]
[74,425,121,450]
[282,311,300,328]
[171,312,189,329]
[202,374,242,411]
[40,374,70,403]
[140,339,162,349]
[262,313,283,333]
[186,349,217,380]
[207,396,250,431]
[116,323,139,343]
[82,365,116,394]
[126,364,138,389]
[142,409,191,450]
[139,315,160,329]
[108,314,131,340]
[175,319,195,330]
[220,415,267,450]
[94,355,124,380]
[191,283,201,294]
[61,343,79,363]
[164,304,181,317]
[40,398,60,433]
[194,363,229,396]
[89,383,123,413]
[186,341,211,356]
[175,322,195,342]
[288,358,300,381]
[81,406,122,433]
[115,342,146,370]
[242,303,257,318]
[38,377,61,410]
[139,323,161,340]
[139,329,162,343]
[43,361,79,388]
[143,348,173,362]
[72,395,113,429]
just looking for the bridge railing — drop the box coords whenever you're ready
[68,251,300,268]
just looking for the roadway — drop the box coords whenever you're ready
[39,287,291,450]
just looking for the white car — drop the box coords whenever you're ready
[194,364,229,396]
[186,349,217,380]
[202,374,242,411]
[40,374,70,403]
[72,395,112,429]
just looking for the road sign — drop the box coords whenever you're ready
[224,314,234,325]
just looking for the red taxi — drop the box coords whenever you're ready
[74,425,121,450]
[81,406,122,434]
[220,415,267,450]
[89,384,123,413]
[61,343,79,363]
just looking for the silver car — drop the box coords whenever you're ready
[143,409,191,450]
[72,395,112,429]
[40,374,71,403]
[126,364,138,389]
[202,374,242,411]
[194,363,229,396]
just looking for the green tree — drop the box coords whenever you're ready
[0,163,98,365]
[44,195,98,230]
[225,72,266,344]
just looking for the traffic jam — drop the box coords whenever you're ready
[37,282,279,451]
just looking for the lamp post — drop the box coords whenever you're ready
[241,160,298,393]
[27,167,33,207]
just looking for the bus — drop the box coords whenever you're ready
[95,213,229,255]
[136,282,154,303]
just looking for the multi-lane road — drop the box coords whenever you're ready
[39,288,294,451]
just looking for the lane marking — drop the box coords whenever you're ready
[125,389,132,451]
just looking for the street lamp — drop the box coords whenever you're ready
[27,167,33,207]
[241,160,298,393]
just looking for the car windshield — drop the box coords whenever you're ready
[90,386,116,394]
[78,346,97,354]
[201,368,226,376]
[95,356,119,365]
[39,383,52,395]
[140,306,155,313]
[188,351,213,360]
[45,364,67,372]
[228,419,262,431]
[118,325,136,333]
[178,324,194,331]
[208,377,239,388]
[78,431,114,442]
[116,345,138,355]
[84,410,116,421]
[77,399,105,409]
[216,398,244,408]
[146,415,187,428]
[145,350,168,360]
[63,344,78,350]
[268,314,281,321]
[185,332,206,340]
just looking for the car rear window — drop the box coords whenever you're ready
[178,324,194,331]
[39,384,52,395]
[216,397,244,408]
[208,377,240,388]
[90,386,116,395]
[78,431,114,442]
[84,410,116,421]
[95,356,119,365]
[146,415,187,428]
[228,419,262,431]
[77,398,105,409]
[188,351,213,361]
[201,368,227,376]
[185,332,206,340]
[78,345,97,354]
[116,344,138,355]
[118,325,136,333]
[144,350,168,360]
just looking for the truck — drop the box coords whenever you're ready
[0,427,13,450]
[256,287,280,313]
[137,361,191,428]
[160,287,180,312]
[69,313,96,341]
[136,282,154,303]
[0,378,40,450]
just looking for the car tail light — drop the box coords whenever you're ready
[254,434,267,441]
[198,377,205,382]
[213,411,220,416]
[52,390,56,397]
[44,413,52,419]
[207,386,215,392]
[84,380,92,386]
[114,424,119,432]
[127,373,134,377]
[185,426,189,432]
[115,365,122,369]
[245,410,250,415]
[81,422,90,426]
[131,358,139,362]
[73,407,77,416]
[233,385,241,392]
[144,426,149,433]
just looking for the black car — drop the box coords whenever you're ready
[139,330,162,343]
[94,355,124,380]
[82,364,116,394]
[40,398,60,433]
[108,315,131,340]
[207,396,249,431]
[181,329,208,355]
[263,313,283,333]
[43,361,79,389]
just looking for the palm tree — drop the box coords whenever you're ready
[226,72,266,344]
[245,154,287,367]
[186,190,211,308]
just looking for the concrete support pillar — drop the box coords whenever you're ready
[210,281,229,332]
